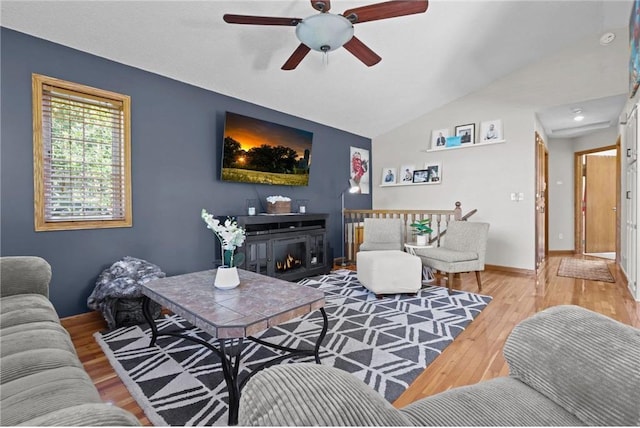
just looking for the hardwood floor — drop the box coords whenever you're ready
[62,254,639,424]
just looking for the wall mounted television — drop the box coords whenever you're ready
[221,112,313,186]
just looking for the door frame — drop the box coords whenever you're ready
[535,132,549,272]
[573,143,620,256]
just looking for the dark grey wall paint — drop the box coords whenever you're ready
[0,28,372,317]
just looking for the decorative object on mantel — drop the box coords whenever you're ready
[455,123,476,145]
[201,209,246,289]
[410,218,433,246]
[480,119,503,143]
[295,199,309,213]
[266,195,292,214]
[246,199,258,216]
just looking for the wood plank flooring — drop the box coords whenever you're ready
[61,254,639,424]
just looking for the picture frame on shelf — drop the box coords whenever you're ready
[431,128,449,150]
[400,164,415,183]
[412,169,430,183]
[480,119,503,143]
[424,161,442,183]
[455,123,476,145]
[381,167,397,184]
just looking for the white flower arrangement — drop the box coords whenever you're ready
[201,209,246,267]
[266,195,291,204]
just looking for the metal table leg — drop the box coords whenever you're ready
[140,299,328,426]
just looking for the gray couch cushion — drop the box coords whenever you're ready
[0,257,51,298]
[1,348,84,384]
[400,377,584,426]
[1,366,103,426]
[0,294,60,328]
[504,305,640,426]
[239,363,412,426]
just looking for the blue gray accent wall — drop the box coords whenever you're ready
[0,28,371,317]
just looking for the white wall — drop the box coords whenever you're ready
[546,128,618,251]
[372,27,628,271]
[547,137,575,251]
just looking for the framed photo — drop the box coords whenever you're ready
[412,169,430,183]
[400,164,415,183]
[381,167,397,184]
[424,161,442,183]
[431,128,449,150]
[350,147,370,194]
[480,119,503,143]
[455,123,476,145]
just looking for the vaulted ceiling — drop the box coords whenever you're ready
[1,1,633,138]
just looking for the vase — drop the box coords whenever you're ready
[214,266,240,289]
[416,235,428,246]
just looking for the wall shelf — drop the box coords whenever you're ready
[380,181,440,188]
[421,139,506,153]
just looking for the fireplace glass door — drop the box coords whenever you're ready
[272,236,307,277]
[245,240,268,275]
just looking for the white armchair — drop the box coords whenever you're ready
[358,218,404,252]
[414,221,490,293]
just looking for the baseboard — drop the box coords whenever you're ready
[60,310,103,324]
[548,250,576,256]
[485,264,535,276]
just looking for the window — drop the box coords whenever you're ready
[32,74,132,231]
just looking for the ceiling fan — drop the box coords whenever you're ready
[223,0,429,70]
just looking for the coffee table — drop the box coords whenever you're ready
[140,268,328,426]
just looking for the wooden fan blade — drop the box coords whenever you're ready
[282,44,312,70]
[343,36,382,66]
[223,14,302,26]
[310,0,331,12]
[342,0,428,24]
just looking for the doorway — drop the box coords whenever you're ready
[574,145,619,260]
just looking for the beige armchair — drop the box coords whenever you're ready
[358,218,404,252]
[414,221,489,293]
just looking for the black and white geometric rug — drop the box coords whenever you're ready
[95,270,492,426]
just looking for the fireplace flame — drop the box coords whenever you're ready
[276,253,302,272]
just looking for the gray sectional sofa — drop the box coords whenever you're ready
[239,305,640,426]
[0,256,140,426]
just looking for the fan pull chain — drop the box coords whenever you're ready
[323,51,329,67]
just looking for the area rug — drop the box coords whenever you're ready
[95,270,492,426]
[557,258,615,283]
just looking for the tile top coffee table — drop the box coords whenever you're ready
[141,268,328,426]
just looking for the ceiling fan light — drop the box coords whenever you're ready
[295,14,354,52]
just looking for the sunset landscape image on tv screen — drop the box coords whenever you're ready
[221,112,313,186]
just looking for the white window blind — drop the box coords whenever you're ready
[33,74,131,231]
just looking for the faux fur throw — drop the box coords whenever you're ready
[87,256,165,329]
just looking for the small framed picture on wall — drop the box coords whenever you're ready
[480,119,503,142]
[400,164,415,183]
[381,167,397,184]
[431,128,449,150]
[424,161,442,183]
[455,123,476,145]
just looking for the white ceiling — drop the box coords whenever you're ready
[0,0,633,138]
